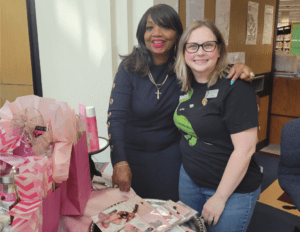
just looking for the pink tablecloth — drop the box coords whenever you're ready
[58,188,136,231]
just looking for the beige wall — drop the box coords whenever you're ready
[153,0,178,12]
[0,0,34,107]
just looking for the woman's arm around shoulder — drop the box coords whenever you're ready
[227,63,255,84]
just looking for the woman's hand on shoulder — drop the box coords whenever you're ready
[112,161,132,192]
[201,194,226,227]
[227,63,255,84]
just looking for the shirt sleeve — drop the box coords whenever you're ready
[107,63,133,166]
[221,80,259,134]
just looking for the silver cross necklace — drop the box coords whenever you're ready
[148,71,169,100]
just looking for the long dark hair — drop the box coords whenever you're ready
[121,4,183,77]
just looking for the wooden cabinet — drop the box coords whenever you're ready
[270,115,295,145]
[269,77,300,144]
[258,95,269,143]
[271,77,300,117]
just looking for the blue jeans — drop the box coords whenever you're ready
[179,165,261,232]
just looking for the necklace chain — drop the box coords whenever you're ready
[148,71,169,100]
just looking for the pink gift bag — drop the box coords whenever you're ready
[60,132,92,215]
[42,186,61,231]
[10,159,60,231]
[41,163,61,232]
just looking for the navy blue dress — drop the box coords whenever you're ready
[107,61,182,201]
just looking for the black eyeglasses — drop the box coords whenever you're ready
[185,41,218,53]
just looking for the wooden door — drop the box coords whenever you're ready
[0,0,34,107]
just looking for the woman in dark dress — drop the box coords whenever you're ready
[107,4,254,201]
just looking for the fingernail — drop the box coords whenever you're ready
[230,80,234,85]
[226,75,229,78]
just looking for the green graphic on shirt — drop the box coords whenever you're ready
[174,89,197,146]
[179,89,193,103]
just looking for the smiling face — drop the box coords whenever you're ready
[184,26,220,83]
[144,15,178,65]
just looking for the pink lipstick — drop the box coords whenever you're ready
[152,40,165,48]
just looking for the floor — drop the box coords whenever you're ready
[260,143,281,155]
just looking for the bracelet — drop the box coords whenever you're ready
[115,163,129,168]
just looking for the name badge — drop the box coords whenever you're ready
[205,89,219,99]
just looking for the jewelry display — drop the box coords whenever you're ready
[89,199,207,232]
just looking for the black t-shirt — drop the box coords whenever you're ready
[174,76,262,193]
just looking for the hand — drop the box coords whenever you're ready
[112,161,132,192]
[227,63,255,84]
[201,194,226,227]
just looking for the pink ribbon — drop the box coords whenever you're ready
[11,108,43,139]
[10,108,46,156]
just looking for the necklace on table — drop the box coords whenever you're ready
[148,71,169,100]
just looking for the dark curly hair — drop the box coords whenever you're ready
[121,4,183,77]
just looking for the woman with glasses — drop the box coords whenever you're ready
[108,4,254,202]
[174,19,262,232]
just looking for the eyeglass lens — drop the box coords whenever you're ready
[186,41,217,53]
